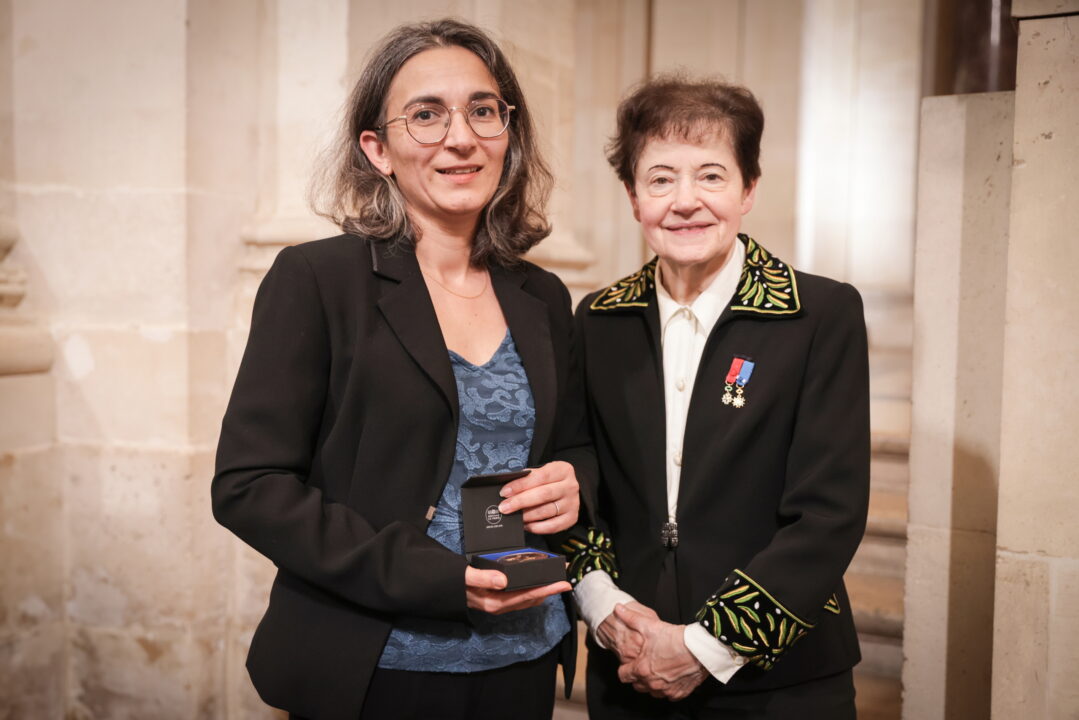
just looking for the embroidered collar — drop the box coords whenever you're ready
[589,235,802,316]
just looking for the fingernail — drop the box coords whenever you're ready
[499,487,513,497]
[498,502,510,513]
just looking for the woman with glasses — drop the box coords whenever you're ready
[212,19,594,720]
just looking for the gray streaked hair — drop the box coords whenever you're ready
[310,18,552,268]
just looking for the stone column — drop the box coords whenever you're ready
[903,91,1014,720]
[0,1,61,716]
[991,3,1079,717]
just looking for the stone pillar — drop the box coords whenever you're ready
[991,3,1079,717]
[0,1,61,716]
[797,0,923,440]
[904,91,1014,720]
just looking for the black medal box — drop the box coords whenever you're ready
[462,470,566,591]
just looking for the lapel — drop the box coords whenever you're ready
[371,242,459,428]
[490,265,557,467]
[587,258,668,518]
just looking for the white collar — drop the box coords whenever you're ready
[655,240,745,334]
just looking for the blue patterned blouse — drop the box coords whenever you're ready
[376,330,571,672]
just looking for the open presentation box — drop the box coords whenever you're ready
[462,470,566,591]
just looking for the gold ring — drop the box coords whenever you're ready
[553,500,560,517]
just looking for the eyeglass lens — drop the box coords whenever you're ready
[403,98,511,143]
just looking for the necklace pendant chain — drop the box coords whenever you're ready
[420,268,490,300]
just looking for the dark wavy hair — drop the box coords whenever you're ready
[310,18,552,268]
[606,75,764,188]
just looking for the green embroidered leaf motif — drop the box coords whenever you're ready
[778,618,787,644]
[738,604,760,624]
[732,642,756,653]
[767,613,776,632]
[723,606,740,633]
[720,586,747,600]
[766,294,790,309]
[757,628,770,648]
[731,235,800,315]
[734,591,760,604]
[738,617,753,639]
[710,607,722,631]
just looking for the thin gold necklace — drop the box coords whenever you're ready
[420,267,489,300]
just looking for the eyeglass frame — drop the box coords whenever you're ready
[377,98,517,145]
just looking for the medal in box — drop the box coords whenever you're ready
[461,470,566,591]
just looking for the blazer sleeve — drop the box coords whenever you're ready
[211,246,468,621]
[694,282,870,670]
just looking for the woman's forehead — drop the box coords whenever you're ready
[386,46,499,108]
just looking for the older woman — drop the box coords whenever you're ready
[212,19,594,720]
[569,77,869,719]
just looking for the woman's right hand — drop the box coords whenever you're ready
[465,566,571,615]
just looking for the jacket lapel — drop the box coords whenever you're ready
[587,261,668,522]
[371,243,459,427]
[491,267,556,467]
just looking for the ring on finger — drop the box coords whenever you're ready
[553,500,560,517]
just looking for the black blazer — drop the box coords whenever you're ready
[212,234,595,720]
[576,236,869,695]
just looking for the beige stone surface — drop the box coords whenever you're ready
[1049,562,1079,717]
[901,526,996,720]
[997,15,1079,559]
[847,0,922,292]
[0,623,65,720]
[15,190,187,323]
[738,0,803,264]
[991,554,1050,718]
[650,0,741,77]
[69,625,223,719]
[53,328,189,445]
[65,445,229,630]
[909,92,1013,535]
[0,372,54,448]
[12,0,186,189]
[1012,0,1079,16]
[0,447,63,630]
[569,0,649,285]
[187,330,229,447]
[0,322,53,375]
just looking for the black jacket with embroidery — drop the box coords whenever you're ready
[572,235,869,692]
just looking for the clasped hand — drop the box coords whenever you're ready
[601,603,708,701]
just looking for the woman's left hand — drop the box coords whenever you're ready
[497,461,580,534]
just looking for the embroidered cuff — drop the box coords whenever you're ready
[561,528,619,586]
[694,569,813,671]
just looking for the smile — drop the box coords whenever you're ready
[437,166,482,175]
[665,223,713,234]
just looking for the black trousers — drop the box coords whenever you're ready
[587,647,856,720]
[340,648,559,720]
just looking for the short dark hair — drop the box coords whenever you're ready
[606,75,764,187]
[310,18,552,268]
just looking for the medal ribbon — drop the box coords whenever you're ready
[724,357,745,385]
[736,360,755,387]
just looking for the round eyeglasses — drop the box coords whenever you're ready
[378,98,515,145]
